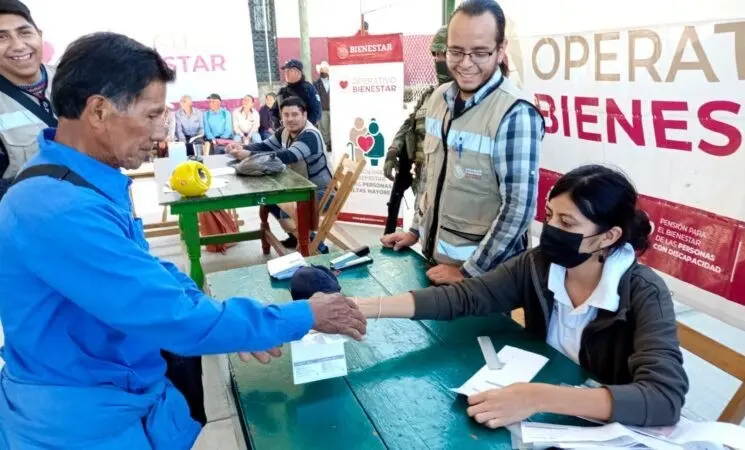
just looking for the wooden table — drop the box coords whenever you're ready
[207,247,590,450]
[155,155,318,288]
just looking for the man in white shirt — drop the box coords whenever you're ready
[232,94,261,144]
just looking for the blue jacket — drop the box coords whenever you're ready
[203,108,232,140]
[0,129,315,448]
[272,79,323,125]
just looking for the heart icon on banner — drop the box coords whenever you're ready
[339,80,349,89]
[357,135,374,152]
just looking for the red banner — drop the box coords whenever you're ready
[327,34,404,66]
[537,169,745,306]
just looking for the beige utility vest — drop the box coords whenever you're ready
[0,65,56,179]
[418,77,535,266]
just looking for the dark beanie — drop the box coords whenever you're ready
[0,0,36,28]
[290,265,341,300]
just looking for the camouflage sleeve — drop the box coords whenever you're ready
[389,109,414,153]
[408,88,436,237]
[390,88,432,152]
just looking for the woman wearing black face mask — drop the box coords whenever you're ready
[355,164,688,429]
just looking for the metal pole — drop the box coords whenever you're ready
[262,0,273,87]
[298,0,312,80]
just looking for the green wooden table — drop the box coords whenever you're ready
[207,247,590,449]
[155,155,317,288]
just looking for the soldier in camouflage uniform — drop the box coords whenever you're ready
[383,26,451,190]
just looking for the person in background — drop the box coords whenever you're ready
[0,32,366,449]
[358,165,688,429]
[174,95,203,156]
[203,93,232,153]
[0,0,56,198]
[232,94,261,144]
[381,0,544,285]
[155,104,176,158]
[313,61,332,153]
[258,92,277,140]
[272,59,322,127]
[227,96,332,250]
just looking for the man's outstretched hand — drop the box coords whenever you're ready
[308,292,367,340]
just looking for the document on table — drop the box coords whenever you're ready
[520,417,745,450]
[209,167,236,177]
[451,345,549,396]
[290,331,350,385]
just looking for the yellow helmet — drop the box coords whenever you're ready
[169,161,212,197]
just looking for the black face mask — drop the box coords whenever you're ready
[434,60,452,84]
[540,224,606,269]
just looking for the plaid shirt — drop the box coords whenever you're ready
[412,71,544,277]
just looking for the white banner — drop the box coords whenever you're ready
[498,0,745,308]
[27,0,258,104]
[328,34,405,226]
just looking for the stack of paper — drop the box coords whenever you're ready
[451,345,549,396]
[516,417,745,449]
[267,252,307,280]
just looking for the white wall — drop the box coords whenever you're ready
[275,0,442,37]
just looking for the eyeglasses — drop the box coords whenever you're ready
[445,47,498,65]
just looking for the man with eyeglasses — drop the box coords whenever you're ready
[381,0,544,285]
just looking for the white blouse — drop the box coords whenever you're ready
[545,244,636,363]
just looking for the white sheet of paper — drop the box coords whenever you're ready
[521,422,681,450]
[290,331,350,385]
[451,345,549,396]
[520,418,738,450]
[210,167,236,177]
[637,419,745,449]
[162,177,228,194]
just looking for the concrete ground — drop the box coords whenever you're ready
[0,175,742,449]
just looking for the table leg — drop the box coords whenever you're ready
[296,195,316,257]
[179,212,204,288]
[259,205,270,255]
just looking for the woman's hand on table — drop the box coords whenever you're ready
[237,346,282,364]
[467,383,543,428]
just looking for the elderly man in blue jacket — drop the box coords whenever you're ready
[0,32,366,450]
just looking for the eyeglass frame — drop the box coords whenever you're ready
[445,46,500,65]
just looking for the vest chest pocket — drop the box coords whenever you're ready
[441,145,499,232]
[1,120,45,177]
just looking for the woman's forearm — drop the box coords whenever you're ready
[355,293,415,319]
[535,385,613,422]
